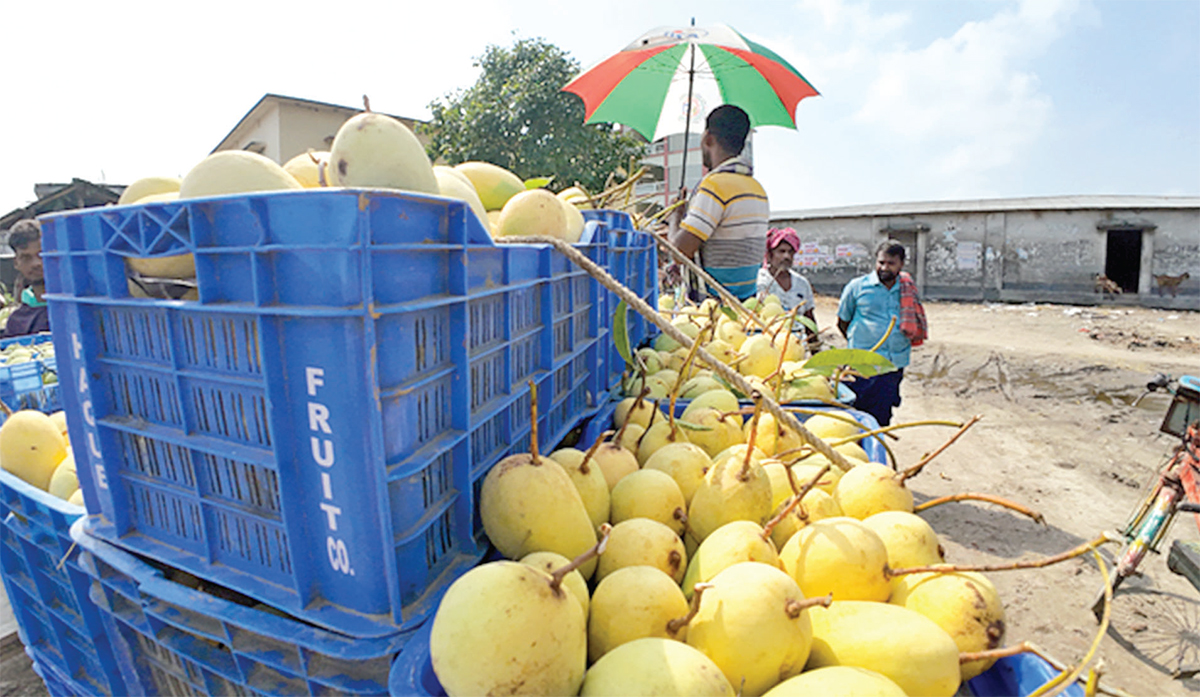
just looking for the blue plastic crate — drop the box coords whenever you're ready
[39,188,609,637]
[0,469,127,696]
[581,210,658,391]
[578,398,887,465]
[27,645,91,697]
[70,518,415,696]
[0,332,60,420]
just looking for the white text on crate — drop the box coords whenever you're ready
[72,332,107,490]
[307,367,353,575]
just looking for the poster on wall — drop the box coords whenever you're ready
[956,241,982,270]
[835,243,868,258]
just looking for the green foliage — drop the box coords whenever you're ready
[803,349,897,378]
[423,38,646,194]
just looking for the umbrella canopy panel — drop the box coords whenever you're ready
[564,24,819,143]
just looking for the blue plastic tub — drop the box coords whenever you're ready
[70,518,416,696]
[0,469,127,696]
[389,616,1084,697]
[0,332,60,421]
[968,653,1084,697]
[39,189,608,637]
[578,398,886,465]
[581,210,658,391]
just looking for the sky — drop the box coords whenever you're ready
[2,0,1197,215]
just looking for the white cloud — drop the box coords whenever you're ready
[854,0,1082,180]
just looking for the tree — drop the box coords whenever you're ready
[423,38,646,194]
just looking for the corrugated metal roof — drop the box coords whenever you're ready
[773,195,1200,221]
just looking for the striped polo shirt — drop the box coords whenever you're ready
[679,157,769,300]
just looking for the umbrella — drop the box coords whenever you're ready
[563,23,819,186]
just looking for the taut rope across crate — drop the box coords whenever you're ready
[495,235,856,473]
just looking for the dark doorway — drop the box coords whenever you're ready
[1105,230,1142,293]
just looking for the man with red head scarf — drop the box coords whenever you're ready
[758,227,818,341]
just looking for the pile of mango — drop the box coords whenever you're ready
[426,385,1006,696]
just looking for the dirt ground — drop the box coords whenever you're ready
[812,294,1200,696]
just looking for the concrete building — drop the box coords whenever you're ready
[771,195,1199,309]
[633,132,755,210]
[212,94,429,166]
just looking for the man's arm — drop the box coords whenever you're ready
[665,191,703,260]
[668,226,703,261]
[836,279,857,339]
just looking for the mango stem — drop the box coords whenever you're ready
[579,431,611,475]
[888,534,1113,577]
[915,492,1045,524]
[528,379,540,464]
[785,593,832,618]
[550,523,611,592]
[762,463,832,540]
[667,583,712,635]
[896,415,982,483]
[741,393,764,481]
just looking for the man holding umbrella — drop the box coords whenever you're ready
[666,105,769,301]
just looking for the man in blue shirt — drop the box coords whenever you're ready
[837,240,911,426]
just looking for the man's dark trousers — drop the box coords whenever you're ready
[851,369,905,427]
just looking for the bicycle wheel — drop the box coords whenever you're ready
[1105,587,1200,678]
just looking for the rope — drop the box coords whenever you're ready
[495,235,857,472]
[650,233,768,330]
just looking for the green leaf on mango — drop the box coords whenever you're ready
[802,349,896,377]
[525,176,554,190]
[614,300,634,370]
[793,315,818,334]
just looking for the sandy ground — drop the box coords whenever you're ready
[813,294,1200,695]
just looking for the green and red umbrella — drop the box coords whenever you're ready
[563,24,820,143]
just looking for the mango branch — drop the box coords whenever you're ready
[1030,550,1112,697]
[528,379,540,464]
[888,534,1113,577]
[647,199,686,223]
[671,323,715,418]
[667,583,711,635]
[551,523,611,591]
[0,399,11,418]
[896,415,983,483]
[762,463,832,540]
[579,431,611,475]
[915,493,1045,524]
[496,236,856,474]
[869,317,897,353]
[741,394,764,482]
[959,642,1038,665]
[593,167,647,204]
[613,389,648,446]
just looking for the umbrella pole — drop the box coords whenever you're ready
[678,38,697,200]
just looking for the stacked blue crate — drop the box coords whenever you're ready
[71,518,414,696]
[580,210,658,392]
[39,189,608,638]
[0,332,60,421]
[0,469,126,696]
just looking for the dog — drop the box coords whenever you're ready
[1153,272,1190,298]
[1093,273,1123,299]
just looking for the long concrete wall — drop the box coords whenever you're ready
[771,205,1199,310]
